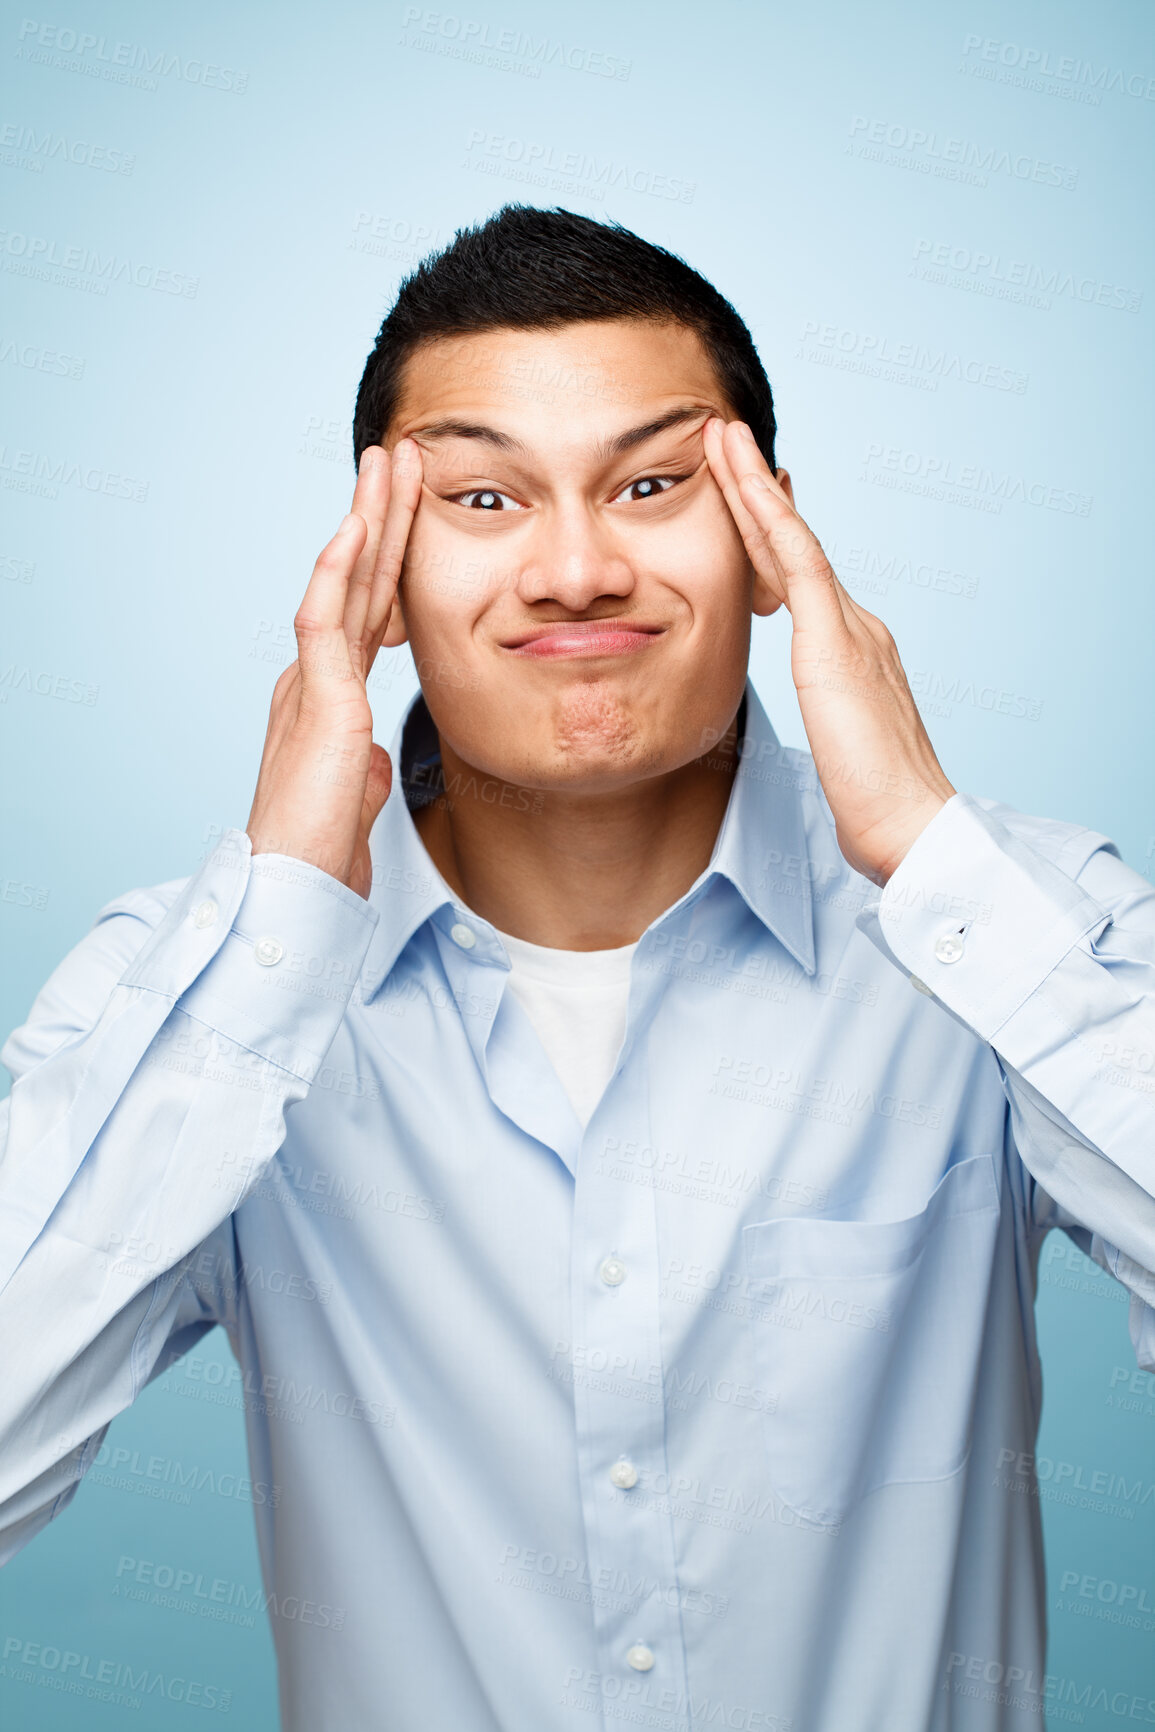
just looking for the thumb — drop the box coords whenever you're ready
[361,742,394,833]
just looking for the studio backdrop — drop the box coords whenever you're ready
[1,0,1153,1725]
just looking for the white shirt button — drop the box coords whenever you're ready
[609,1460,638,1489]
[450,922,477,950]
[910,974,934,996]
[253,935,284,967]
[193,898,218,929]
[933,931,965,965]
[599,1256,627,1287]
[626,1644,655,1672]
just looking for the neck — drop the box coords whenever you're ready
[412,718,741,950]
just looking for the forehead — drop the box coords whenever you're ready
[390,319,729,447]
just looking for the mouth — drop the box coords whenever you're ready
[501,619,666,660]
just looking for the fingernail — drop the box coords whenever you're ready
[337,513,358,532]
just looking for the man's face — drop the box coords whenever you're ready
[384,318,782,794]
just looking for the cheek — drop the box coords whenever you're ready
[634,493,752,617]
[401,514,503,635]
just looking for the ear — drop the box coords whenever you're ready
[750,467,793,619]
[381,592,409,649]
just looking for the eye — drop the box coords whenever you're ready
[612,474,684,504]
[451,488,524,512]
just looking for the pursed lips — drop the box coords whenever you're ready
[501,620,666,659]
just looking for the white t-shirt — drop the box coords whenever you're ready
[494,926,638,1126]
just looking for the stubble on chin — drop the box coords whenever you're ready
[552,679,651,773]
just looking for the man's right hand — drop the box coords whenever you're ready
[245,440,423,900]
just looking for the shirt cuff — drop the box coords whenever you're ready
[856,793,1111,1041]
[125,829,379,1081]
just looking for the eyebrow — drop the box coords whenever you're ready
[408,404,712,463]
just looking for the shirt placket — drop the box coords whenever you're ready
[567,920,694,1727]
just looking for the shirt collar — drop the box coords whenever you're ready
[698,679,818,976]
[358,676,817,1000]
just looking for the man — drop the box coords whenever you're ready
[1,204,1152,1732]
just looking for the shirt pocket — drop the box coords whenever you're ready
[741,1152,1002,1530]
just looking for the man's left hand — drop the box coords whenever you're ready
[703,416,956,887]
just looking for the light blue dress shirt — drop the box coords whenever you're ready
[3,680,1154,1731]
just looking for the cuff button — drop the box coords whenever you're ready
[933,931,965,965]
[254,935,285,967]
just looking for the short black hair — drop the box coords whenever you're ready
[352,204,776,472]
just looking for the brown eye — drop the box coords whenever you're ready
[455,489,522,511]
[614,475,679,504]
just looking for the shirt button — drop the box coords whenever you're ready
[626,1644,655,1672]
[910,974,934,996]
[193,898,218,929]
[933,931,965,965]
[450,922,477,950]
[609,1460,638,1490]
[599,1256,627,1287]
[253,936,284,967]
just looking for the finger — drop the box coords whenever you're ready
[722,422,849,635]
[261,660,303,756]
[364,439,424,658]
[703,417,785,603]
[294,512,368,695]
[343,446,390,656]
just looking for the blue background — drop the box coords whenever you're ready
[1,0,1153,1723]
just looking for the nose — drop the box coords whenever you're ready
[516,501,636,612]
